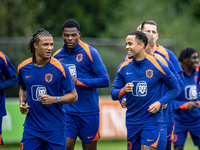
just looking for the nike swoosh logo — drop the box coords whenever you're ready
[126,72,133,75]
[87,135,94,139]
[147,139,154,142]
[26,76,32,78]
[58,58,64,61]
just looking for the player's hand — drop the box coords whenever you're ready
[162,104,168,109]
[20,103,30,114]
[124,83,134,93]
[148,101,161,114]
[121,98,126,108]
[40,94,56,105]
[71,75,77,85]
[188,101,200,110]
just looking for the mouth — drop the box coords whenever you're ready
[67,42,74,46]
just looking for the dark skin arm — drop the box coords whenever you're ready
[19,86,29,114]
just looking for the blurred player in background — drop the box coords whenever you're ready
[172,47,200,150]
[53,19,110,150]
[0,52,17,145]
[18,28,77,150]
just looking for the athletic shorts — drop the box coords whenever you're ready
[167,111,175,141]
[65,113,100,143]
[126,122,162,150]
[21,128,66,150]
[172,123,200,147]
[0,117,4,145]
[156,123,167,150]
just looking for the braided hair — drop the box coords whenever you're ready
[27,28,52,62]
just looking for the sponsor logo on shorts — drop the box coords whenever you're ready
[147,139,154,142]
[26,75,31,78]
[87,135,94,139]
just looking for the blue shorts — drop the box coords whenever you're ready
[21,128,66,150]
[0,117,4,145]
[65,113,100,143]
[167,111,175,141]
[172,123,200,147]
[126,122,162,150]
[156,123,167,150]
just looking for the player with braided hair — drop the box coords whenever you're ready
[18,28,78,150]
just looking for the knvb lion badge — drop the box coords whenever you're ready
[132,81,147,97]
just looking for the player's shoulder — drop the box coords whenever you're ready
[146,54,169,75]
[53,48,62,57]
[117,59,132,73]
[18,58,32,71]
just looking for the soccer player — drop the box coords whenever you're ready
[111,31,180,150]
[0,52,17,145]
[141,20,184,150]
[18,28,78,150]
[172,47,200,150]
[53,19,110,150]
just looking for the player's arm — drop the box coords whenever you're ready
[0,54,17,90]
[0,74,17,90]
[19,86,29,114]
[158,65,181,105]
[40,88,78,105]
[75,49,110,88]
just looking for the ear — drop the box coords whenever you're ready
[33,43,38,50]
[78,31,81,38]
[139,42,145,49]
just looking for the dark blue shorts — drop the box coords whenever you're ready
[65,113,100,143]
[21,128,66,150]
[126,122,162,150]
[156,123,167,150]
[172,123,200,147]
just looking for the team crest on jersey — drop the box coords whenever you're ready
[45,73,53,83]
[132,81,147,96]
[76,54,83,62]
[31,85,47,101]
[146,69,153,78]
[185,85,197,100]
[66,64,77,77]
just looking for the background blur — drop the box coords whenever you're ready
[0,0,199,148]
[1,0,200,97]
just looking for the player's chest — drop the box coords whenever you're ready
[22,68,59,86]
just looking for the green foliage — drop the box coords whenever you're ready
[1,0,200,96]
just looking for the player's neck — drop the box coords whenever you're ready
[182,65,195,76]
[34,57,50,67]
[134,51,146,61]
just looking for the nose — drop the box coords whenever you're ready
[48,44,53,50]
[126,44,129,50]
[68,35,72,40]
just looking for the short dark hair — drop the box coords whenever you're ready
[62,19,80,31]
[141,20,158,31]
[178,47,199,63]
[27,28,52,62]
[127,31,148,48]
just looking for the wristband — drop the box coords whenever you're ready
[57,97,60,103]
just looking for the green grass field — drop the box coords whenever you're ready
[0,136,197,150]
